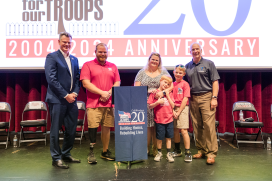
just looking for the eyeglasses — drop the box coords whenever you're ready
[176,64,184,68]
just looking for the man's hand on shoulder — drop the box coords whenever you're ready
[65,93,76,103]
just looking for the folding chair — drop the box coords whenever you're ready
[192,120,221,147]
[271,104,272,119]
[232,101,265,148]
[215,120,221,147]
[19,101,48,147]
[0,102,11,149]
[59,101,87,144]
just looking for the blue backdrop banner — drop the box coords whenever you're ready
[114,86,148,161]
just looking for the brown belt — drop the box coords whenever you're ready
[191,91,211,96]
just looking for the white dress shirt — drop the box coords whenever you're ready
[59,49,77,98]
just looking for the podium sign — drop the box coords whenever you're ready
[114,86,147,161]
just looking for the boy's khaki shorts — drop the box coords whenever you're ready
[173,106,189,129]
[87,107,114,128]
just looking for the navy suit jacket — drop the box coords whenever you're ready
[44,50,81,104]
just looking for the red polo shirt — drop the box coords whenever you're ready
[80,58,120,108]
[147,90,174,124]
[173,80,190,106]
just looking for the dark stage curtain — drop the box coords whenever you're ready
[0,71,272,134]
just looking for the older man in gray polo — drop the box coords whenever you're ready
[185,42,220,165]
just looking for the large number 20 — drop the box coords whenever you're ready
[131,112,145,122]
[124,0,252,36]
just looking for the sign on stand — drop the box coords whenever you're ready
[114,86,147,162]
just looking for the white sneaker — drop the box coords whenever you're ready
[154,151,163,162]
[167,152,174,163]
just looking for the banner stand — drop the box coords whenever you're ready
[113,86,148,169]
[121,160,144,169]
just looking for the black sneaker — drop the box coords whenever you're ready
[100,149,115,161]
[184,150,192,162]
[172,148,182,157]
[87,150,97,164]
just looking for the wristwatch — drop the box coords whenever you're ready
[212,96,218,99]
[163,91,166,96]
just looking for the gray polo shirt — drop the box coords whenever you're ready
[185,57,220,94]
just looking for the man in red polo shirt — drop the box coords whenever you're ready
[80,43,120,164]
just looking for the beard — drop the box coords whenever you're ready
[96,56,107,64]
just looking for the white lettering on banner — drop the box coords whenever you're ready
[9,41,17,56]
[120,126,132,130]
[120,131,135,135]
[81,40,89,56]
[133,126,143,130]
[172,39,181,55]
[47,40,55,53]
[107,40,114,56]
[248,39,256,56]
[29,102,42,109]
[151,39,159,52]
[164,39,167,55]
[119,126,144,135]
[138,39,146,56]
[222,39,230,55]
[0,103,6,110]
[6,38,259,58]
[209,39,217,55]
[34,40,42,56]
[3,0,271,69]
[235,39,243,55]
[125,40,133,55]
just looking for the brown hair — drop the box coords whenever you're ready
[95,43,108,51]
[59,32,72,40]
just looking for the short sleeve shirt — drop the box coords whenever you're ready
[134,68,170,93]
[173,80,190,106]
[185,57,220,94]
[80,58,120,108]
[147,90,174,124]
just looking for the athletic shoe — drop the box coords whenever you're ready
[166,152,175,163]
[154,151,163,162]
[172,148,182,157]
[87,150,97,164]
[100,149,115,161]
[184,151,192,162]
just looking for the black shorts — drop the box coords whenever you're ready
[155,122,174,140]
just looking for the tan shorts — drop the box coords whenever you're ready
[174,106,189,129]
[87,107,114,128]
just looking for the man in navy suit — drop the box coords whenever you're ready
[45,32,81,169]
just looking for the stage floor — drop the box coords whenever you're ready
[0,133,271,181]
